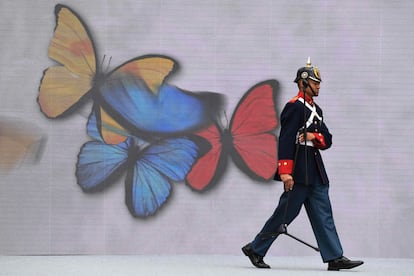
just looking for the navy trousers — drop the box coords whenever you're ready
[250,178,343,262]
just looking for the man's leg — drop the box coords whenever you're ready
[250,183,309,257]
[304,181,343,262]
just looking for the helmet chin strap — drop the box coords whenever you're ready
[302,81,316,97]
[309,85,317,97]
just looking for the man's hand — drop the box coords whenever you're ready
[280,174,294,191]
[298,132,315,143]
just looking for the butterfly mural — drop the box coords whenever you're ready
[76,112,200,217]
[37,4,223,217]
[186,80,279,191]
[0,117,46,174]
[38,4,223,145]
[38,3,278,218]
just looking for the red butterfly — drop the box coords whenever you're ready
[186,80,279,191]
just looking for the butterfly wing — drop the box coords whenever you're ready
[125,137,198,217]
[86,109,103,142]
[99,107,130,144]
[0,117,46,173]
[113,55,177,94]
[100,80,213,136]
[38,4,96,118]
[76,138,131,191]
[86,104,130,145]
[229,80,278,180]
[185,122,226,191]
[98,56,220,136]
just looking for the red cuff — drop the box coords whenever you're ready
[278,159,294,174]
[312,132,326,148]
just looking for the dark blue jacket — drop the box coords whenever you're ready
[275,93,332,185]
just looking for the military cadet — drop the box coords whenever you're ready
[242,58,364,271]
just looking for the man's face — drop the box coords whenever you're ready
[306,79,321,97]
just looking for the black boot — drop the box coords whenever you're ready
[242,243,270,269]
[328,256,364,271]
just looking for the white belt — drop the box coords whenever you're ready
[297,141,314,147]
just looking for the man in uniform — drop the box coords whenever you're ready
[242,58,364,271]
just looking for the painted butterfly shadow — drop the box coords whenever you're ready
[0,116,46,174]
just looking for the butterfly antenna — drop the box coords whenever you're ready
[215,111,226,130]
[223,110,229,128]
[101,55,112,74]
[107,56,112,71]
[100,55,106,69]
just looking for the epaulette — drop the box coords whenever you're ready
[289,96,300,103]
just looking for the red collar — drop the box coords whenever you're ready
[296,91,314,105]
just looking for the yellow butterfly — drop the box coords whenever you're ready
[38,4,177,144]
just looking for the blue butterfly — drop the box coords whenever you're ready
[97,73,223,138]
[76,112,199,217]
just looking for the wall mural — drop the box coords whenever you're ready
[36,4,278,218]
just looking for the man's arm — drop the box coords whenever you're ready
[277,102,302,190]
